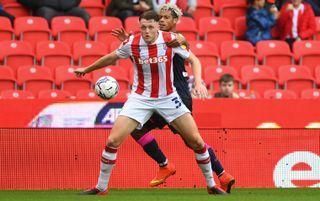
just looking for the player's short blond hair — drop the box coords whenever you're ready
[159,3,183,19]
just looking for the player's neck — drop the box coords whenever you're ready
[147,31,159,44]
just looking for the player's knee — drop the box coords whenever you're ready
[107,137,121,148]
[188,137,205,151]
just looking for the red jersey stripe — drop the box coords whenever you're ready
[131,35,144,95]
[148,44,159,98]
[162,32,174,95]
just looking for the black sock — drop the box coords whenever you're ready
[208,147,225,176]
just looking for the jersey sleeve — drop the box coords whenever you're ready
[173,45,191,59]
[170,33,190,59]
[115,36,132,59]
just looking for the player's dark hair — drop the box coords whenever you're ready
[219,74,235,84]
[139,11,160,22]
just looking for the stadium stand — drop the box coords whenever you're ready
[204,65,240,90]
[17,65,54,95]
[0,89,34,99]
[220,40,256,73]
[51,16,88,46]
[14,17,51,49]
[241,65,278,95]
[0,16,14,41]
[176,16,198,41]
[0,40,35,72]
[36,41,73,72]
[0,65,17,92]
[73,41,108,66]
[263,89,297,99]
[278,65,315,95]
[38,89,73,99]
[55,65,92,95]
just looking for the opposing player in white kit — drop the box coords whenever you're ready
[75,11,226,195]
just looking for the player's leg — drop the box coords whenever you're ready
[130,115,176,187]
[80,116,139,195]
[170,113,226,195]
[80,93,154,195]
[179,96,235,193]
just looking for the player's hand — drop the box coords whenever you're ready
[111,27,129,42]
[166,34,186,48]
[286,3,294,11]
[192,83,208,100]
[74,67,87,77]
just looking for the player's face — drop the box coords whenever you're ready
[291,0,302,7]
[253,0,265,9]
[220,81,234,97]
[159,10,178,32]
[139,19,160,44]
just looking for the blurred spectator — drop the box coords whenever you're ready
[214,74,239,99]
[106,0,153,22]
[18,0,90,26]
[268,0,320,16]
[0,2,15,25]
[152,0,197,17]
[278,0,316,48]
[246,0,279,45]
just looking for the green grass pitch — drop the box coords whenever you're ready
[0,188,319,201]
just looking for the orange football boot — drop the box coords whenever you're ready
[149,162,176,187]
[218,172,235,193]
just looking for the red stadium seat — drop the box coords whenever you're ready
[92,65,130,91]
[0,41,35,72]
[278,65,315,95]
[193,0,214,23]
[17,65,54,94]
[176,16,198,41]
[80,0,105,17]
[315,66,320,86]
[73,41,108,66]
[14,17,51,49]
[263,89,297,99]
[0,90,34,99]
[241,65,278,94]
[220,4,247,28]
[89,16,123,45]
[198,17,234,47]
[314,17,320,40]
[55,65,93,95]
[124,16,140,34]
[204,65,240,90]
[3,3,30,17]
[189,41,219,69]
[293,41,320,73]
[213,0,247,14]
[38,89,73,99]
[51,16,88,46]
[256,40,293,74]
[0,17,14,42]
[301,89,320,99]
[236,89,261,99]
[234,16,246,40]
[0,65,17,92]
[36,41,73,72]
[76,89,99,100]
[220,41,256,74]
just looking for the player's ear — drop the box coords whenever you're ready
[173,18,178,24]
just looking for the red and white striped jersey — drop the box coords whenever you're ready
[116,31,190,98]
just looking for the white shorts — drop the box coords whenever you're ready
[119,92,190,129]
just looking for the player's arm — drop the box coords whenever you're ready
[74,51,120,77]
[166,33,189,48]
[186,52,208,99]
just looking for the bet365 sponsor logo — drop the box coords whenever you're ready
[138,55,168,65]
[273,151,320,188]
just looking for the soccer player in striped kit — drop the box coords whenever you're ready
[75,10,226,195]
[111,3,235,193]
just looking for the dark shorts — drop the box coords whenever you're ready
[142,95,192,134]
